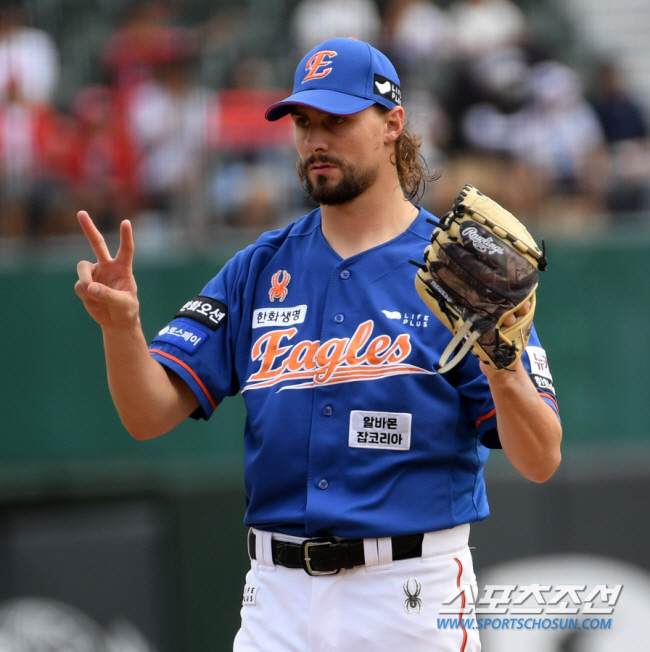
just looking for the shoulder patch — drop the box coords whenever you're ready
[175,296,227,331]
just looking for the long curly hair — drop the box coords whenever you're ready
[391,117,440,203]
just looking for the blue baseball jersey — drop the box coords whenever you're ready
[149,207,559,538]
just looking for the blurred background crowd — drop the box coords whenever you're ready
[1,0,649,249]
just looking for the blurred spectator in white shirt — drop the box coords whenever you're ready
[449,0,527,60]
[383,0,457,72]
[453,54,608,232]
[517,60,605,194]
[0,1,68,237]
[461,57,605,193]
[126,35,219,234]
[291,0,382,53]
[0,0,59,106]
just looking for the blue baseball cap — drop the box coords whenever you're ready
[265,37,401,121]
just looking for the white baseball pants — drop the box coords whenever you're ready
[233,524,480,652]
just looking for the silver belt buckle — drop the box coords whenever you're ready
[300,538,340,576]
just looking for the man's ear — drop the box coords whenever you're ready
[384,106,404,144]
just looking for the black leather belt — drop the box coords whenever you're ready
[248,530,424,576]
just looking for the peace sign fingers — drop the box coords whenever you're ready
[114,218,135,270]
[75,211,140,329]
[78,210,113,263]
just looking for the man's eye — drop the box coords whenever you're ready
[330,116,345,125]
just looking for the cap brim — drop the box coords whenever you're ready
[265,89,375,121]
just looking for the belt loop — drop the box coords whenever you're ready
[255,529,276,573]
[363,538,379,568]
[247,528,254,561]
[363,537,393,573]
[377,537,392,567]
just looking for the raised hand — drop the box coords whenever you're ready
[75,211,140,330]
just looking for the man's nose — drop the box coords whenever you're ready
[304,125,328,152]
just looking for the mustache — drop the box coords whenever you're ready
[298,154,344,175]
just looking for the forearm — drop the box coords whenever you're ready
[75,214,200,438]
[102,320,198,439]
[483,361,562,482]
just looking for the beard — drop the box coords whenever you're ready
[299,154,378,205]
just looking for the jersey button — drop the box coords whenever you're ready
[323,405,333,416]
[340,270,351,279]
[318,479,329,490]
[334,313,345,323]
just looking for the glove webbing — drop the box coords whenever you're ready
[437,321,481,373]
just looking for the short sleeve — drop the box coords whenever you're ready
[148,250,249,419]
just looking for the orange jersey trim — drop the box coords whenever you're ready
[454,557,469,652]
[475,408,496,429]
[539,391,560,414]
[475,391,559,430]
[150,349,217,411]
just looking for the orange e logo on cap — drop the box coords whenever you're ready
[302,50,337,82]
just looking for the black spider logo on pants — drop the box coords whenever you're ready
[403,579,422,613]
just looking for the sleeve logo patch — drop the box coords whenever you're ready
[526,345,556,395]
[349,411,412,451]
[175,296,227,331]
[532,374,556,394]
[526,345,553,380]
[153,322,210,354]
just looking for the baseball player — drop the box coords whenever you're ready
[75,38,561,652]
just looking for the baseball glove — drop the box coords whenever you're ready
[413,184,547,373]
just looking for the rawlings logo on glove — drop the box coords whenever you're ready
[460,226,505,255]
[413,185,547,372]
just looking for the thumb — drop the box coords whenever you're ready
[87,281,102,297]
[88,281,131,310]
